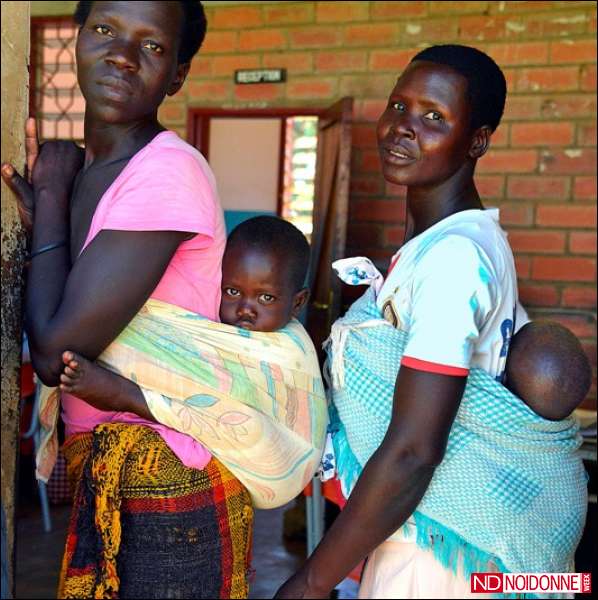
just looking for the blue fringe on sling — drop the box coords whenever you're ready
[326,286,588,595]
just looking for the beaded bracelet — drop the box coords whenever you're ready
[28,241,67,260]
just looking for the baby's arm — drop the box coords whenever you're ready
[60,351,156,421]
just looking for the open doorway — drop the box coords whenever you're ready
[188,108,320,240]
[189,100,353,349]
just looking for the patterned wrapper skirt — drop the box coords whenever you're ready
[58,423,253,599]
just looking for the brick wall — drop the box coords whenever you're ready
[159,1,597,408]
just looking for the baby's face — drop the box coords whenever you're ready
[219,245,300,332]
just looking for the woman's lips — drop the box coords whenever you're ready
[97,76,133,102]
[382,147,416,164]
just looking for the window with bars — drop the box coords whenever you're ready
[30,18,84,143]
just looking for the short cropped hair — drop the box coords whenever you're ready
[227,216,311,292]
[410,45,507,132]
[73,1,207,64]
[506,321,592,420]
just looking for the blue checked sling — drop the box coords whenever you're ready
[326,286,587,588]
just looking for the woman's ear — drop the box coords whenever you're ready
[291,288,310,318]
[469,125,492,159]
[167,62,190,96]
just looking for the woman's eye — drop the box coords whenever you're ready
[391,101,405,112]
[225,288,240,297]
[93,25,114,37]
[424,111,443,121]
[143,41,164,54]
[259,294,275,304]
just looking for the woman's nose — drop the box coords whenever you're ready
[105,40,139,72]
[391,115,416,140]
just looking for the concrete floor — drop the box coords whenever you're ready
[15,499,306,599]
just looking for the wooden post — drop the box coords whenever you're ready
[1,2,30,596]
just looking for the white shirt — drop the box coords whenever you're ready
[376,209,526,381]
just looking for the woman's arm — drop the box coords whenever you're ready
[13,141,192,387]
[27,225,189,386]
[275,366,466,598]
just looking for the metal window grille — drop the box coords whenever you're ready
[30,18,84,143]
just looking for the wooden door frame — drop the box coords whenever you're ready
[187,107,322,217]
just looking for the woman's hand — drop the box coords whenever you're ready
[1,118,84,231]
[274,570,330,599]
[32,139,84,202]
[1,118,39,232]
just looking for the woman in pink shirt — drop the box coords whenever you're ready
[2,2,252,598]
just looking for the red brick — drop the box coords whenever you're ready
[536,204,597,228]
[352,199,406,223]
[541,313,597,339]
[511,122,574,147]
[475,175,505,199]
[315,51,367,73]
[401,19,459,43]
[316,2,369,23]
[583,341,597,368]
[574,176,597,200]
[201,31,237,54]
[234,83,282,102]
[507,176,570,200]
[361,149,382,173]
[508,230,566,254]
[212,6,262,29]
[263,4,314,25]
[488,1,554,12]
[580,64,596,91]
[239,29,287,51]
[352,124,378,149]
[340,74,396,98]
[499,204,534,226]
[158,103,184,123]
[562,286,597,308]
[289,26,342,49]
[521,12,589,39]
[188,57,211,77]
[369,49,416,72]
[502,96,544,120]
[263,53,313,74]
[487,41,549,66]
[386,225,408,246]
[350,176,383,196]
[356,99,388,122]
[458,15,508,41]
[478,150,538,174]
[383,182,407,199]
[578,121,597,146]
[346,223,384,248]
[286,78,336,100]
[570,232,597,255]
[551,39,597,64]
[187,81,230,101]
[211,55,260,77]
[539,149,597,175]
[515,255,531,279]
[532,256,596,281]
[372,1,427,19]
[536,94,597,120]
[430,1,487,14]
[516,67,579,92]
[344,24,398,47]
[518,283,560,307]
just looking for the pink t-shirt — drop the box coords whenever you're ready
[61,131,225,470]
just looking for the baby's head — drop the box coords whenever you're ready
[505,321,592,421]
[219,216,310,332]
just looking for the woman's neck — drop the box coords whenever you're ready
[404,167,483,242]
[82,116,164,169]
